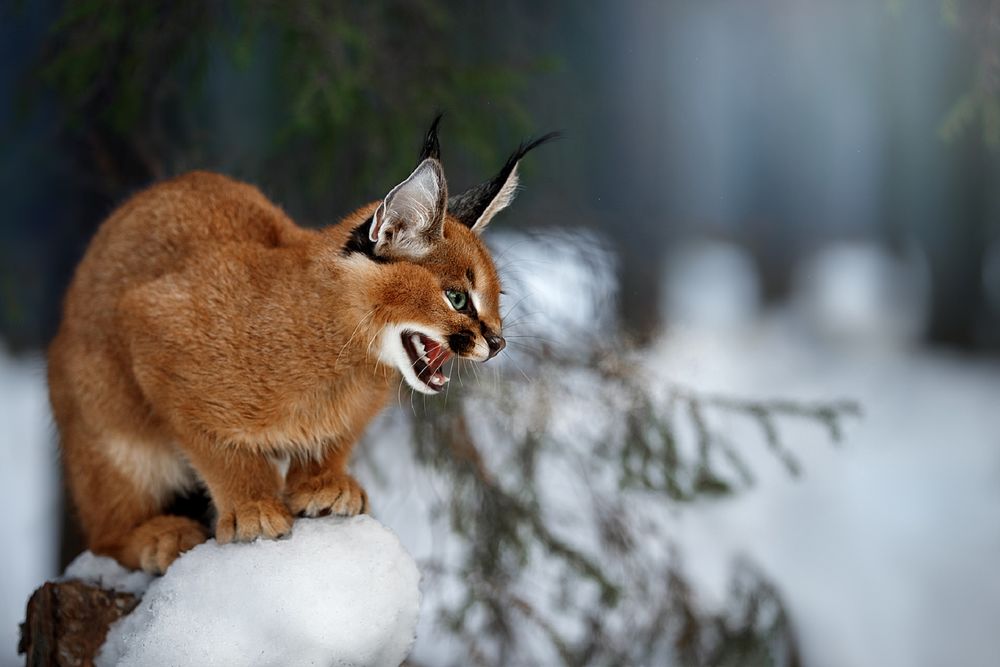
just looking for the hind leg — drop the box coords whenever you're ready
[62,425,208,574]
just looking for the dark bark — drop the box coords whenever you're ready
[617,243,664,344]
[18,581,139,667]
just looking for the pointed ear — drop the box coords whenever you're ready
[370,158,447,260]
[448,131,560,234]
[416,113,443,163]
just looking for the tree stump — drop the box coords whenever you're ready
[18,581,139,667]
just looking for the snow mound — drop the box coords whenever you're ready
[96,515,420,667]
[662,239,761,329]
[63,551,154,595]
[793,241,929,345]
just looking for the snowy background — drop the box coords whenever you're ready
[0,353,57,667]
[3,1,999,664]
[5,232,998,666]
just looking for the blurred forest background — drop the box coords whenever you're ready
[2,1,1000,666]
[3,0,998,353]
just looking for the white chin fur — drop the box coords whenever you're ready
[468,342,490,362]
[378,324,443,395]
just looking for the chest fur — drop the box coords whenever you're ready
[226,371,394,459]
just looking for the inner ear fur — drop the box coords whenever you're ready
[370,158,448,260]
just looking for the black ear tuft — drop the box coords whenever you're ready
[509,131,562,167]
[417,112,444,163]
[448,131,561,230]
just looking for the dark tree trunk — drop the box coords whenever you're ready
[18,581,138,667]
[925,134,992,350]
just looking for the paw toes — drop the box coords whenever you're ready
[215,513,237,545]
[134,518,208,574]
[259,507,293,538]
[154,532,179,573]
[139,546,160,574]
[178,526,208,552]
[287,475,368,518]
[219,499,293,542]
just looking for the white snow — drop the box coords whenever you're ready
[0,351,57,667]
[652,239,1000,667]
[662,239,762,329]
[658,323,1000,667]
[96,515,420,667]
[360,233,1000,665]
[5,231,1000,666]
[62,552,153,596]
[489,229,617,346]
[792,240,930,346]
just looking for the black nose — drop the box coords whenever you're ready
[485,335,506,359]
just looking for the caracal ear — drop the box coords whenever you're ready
[448,131,560,234]
[370,158,447,260]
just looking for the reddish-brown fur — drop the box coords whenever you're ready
[49,169,504,573]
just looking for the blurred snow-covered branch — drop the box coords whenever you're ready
[365,334,857,666]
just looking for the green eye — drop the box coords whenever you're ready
[446,289,468,311]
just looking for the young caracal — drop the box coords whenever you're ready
[48,117,554,573]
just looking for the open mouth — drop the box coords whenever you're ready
[401,331,452,392]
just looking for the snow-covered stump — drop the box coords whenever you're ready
[19,580,141,666]
[21,515,421,667]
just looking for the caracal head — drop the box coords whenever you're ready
[343,115,557,395]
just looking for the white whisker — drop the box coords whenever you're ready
[501,294,533,320]
[502,312,544,328]
[501,348,532,383]
[468,358,483,388]
[334,307,377,371]
[444,358,454,406]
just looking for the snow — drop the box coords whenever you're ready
[0,351,57,667]
[662,239,762,329]
[489,229,617,344]
[649,238,1000,667]
[659,323,1000,667]
[792,241,930,346]
[62,552,153,596]
[96,515,420,667]
[4,231,1000,666]
[359,233,1000,665]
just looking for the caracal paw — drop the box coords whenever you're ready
[286,473,369,518]
[130,515,209,575]
[215,497,293,544]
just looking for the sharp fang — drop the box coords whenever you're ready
[411,334,425,358]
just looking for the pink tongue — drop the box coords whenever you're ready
[424,340,447,369]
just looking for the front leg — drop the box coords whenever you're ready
[181,435,293,544]
[285,446,369,517]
